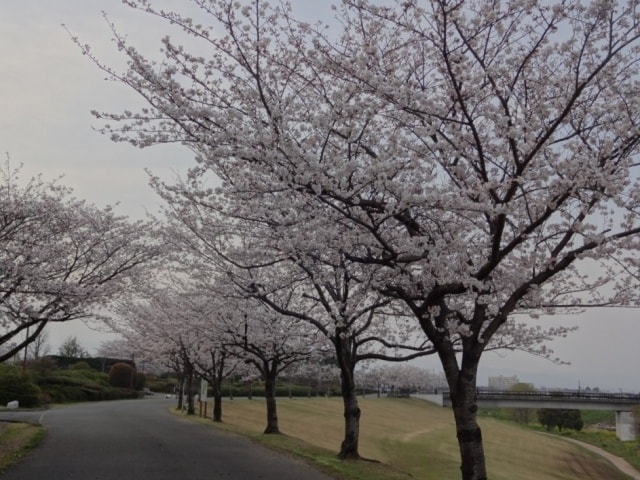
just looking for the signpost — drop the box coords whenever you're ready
[199,379,208,418]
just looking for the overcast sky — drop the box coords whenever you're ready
[1,1,637,392]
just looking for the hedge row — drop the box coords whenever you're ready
[45,356,135,372]
[0,360,143,407]
[42,385,140,404]
[0,373,41,408]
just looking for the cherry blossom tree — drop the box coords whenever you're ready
[189,311,240,423]
[97,339,132,360]
[237,256,432,457]
[110,289,197,412]
[109,274,240,416]
[216,294,325,433]
[196,341,237,422]
[78,1,640,478]
[99,330,184,375]
[0,162,160,362]
[358,363,448,396]
[293,352,340,398]
[149,174,433,457]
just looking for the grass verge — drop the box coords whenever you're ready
[548,428,640,472]
[171,406,410,480]
[172,397,633,479]
[0,422,45,474]
[480,408,640,472]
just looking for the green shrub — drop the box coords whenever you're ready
[42,384,84,403]
[45,355,135,372]
[537,409,584,431]
[54,368,110,387]
[37,380,138,403]
[18,360,140,404]
[108,363,135,388]
[146,379,177,393]
[38,391,52,406]
[0,368,41,408]
[134,372,146,391]
[27,357,58,377]
[69,361,92,371]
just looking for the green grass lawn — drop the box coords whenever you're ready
[480,406,640,472]
[1,395,634,480]
[0,422,45,474]
[190,396,633,480]
[546,428,640,472]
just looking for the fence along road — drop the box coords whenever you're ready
[438,389,640,441]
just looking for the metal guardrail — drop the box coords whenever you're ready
[442,389,640,404]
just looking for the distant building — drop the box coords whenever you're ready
[488,374,520,390]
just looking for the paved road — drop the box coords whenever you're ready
[0,397,334,480]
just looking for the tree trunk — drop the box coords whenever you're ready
[209,351,224,422]
[263,375,280,434]
[445,353,487,480]
[338,376,361,459]
[212,390,222,422]
[176,375,184,411]
[186,367,195,415]
[336,336,360,459]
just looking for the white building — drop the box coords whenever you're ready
[488,375,520,390]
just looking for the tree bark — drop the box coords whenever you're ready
[338,374,361,459]
[212,390,222,422]
[444,352,487,480]
[176,370,184,411]
[209,350,224,422]
[336,336,361,459]
[263,375,280,434]
[185,366,195,415]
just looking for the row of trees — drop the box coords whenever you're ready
[76,1,640,479]
[537,409,584,432]
[1,1,637,479]
[104,269,438,444]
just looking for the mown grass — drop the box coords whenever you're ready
[480,406,640,472]
[178,396,633,480]
[549,429,640,472]
[0,422,45,474]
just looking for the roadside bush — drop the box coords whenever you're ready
[46,355,135,372]
[38,377,89,403]
[632,405,640,439]
[59,368,110,387]
[146,378,177,393]
[537,409,584,432]
[27,357,58,377]
[69,361,92,371]
[0,366,41,408]
[1,360,143,405]
[134,372,146,391]
[108,362,135,389]
[38,391,52,406]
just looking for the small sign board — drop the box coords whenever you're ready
[200,379,208,401]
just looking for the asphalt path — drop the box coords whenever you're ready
[0,397,335,480]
